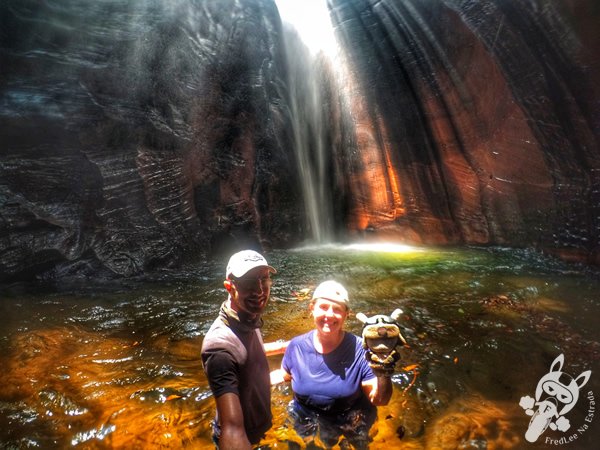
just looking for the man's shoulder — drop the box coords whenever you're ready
[201,316,247,362]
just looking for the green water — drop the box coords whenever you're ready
[0,245,599,449]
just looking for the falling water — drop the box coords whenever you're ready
[275,0,341,244]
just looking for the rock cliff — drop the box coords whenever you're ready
[1,0,598,281]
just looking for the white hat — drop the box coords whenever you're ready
[225,250,276,279]
[312,280,349,307]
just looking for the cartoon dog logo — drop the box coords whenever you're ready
[519,354,591,442]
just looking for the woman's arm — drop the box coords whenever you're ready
[361,375,393,406]
[263,339,289,356]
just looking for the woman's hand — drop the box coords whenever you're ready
[269,368,291,385]
[362,375,393,406]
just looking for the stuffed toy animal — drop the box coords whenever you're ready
[356,308,407,375]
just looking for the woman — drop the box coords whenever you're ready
[273,280,393,449]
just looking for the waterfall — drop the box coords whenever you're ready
[275,0,341,244]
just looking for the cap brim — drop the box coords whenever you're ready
[312,296,349,308]
[228,264,277,279]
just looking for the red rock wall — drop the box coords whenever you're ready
[329,0,600,262]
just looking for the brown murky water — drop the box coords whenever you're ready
[1,245,599,449]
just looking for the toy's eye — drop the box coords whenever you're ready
[558,393,570,403]
[544,384,557,395]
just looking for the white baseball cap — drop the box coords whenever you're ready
[312,280,349,308]
[225,250,276,279]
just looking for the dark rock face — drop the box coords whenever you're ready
[328,0,600,261]
[0,0,301,281]
[1,0,599,281]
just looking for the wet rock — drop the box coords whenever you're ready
[0,0,301,282]
[329,0,600,260]
[425,396,522,449]
[480,295,517,309]
[480,293,600,366]
[0,326,212,448]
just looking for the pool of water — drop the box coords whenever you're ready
[1,245,599,449]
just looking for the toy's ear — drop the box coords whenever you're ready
[575,371,592,389]
[356,312,368,324]
[398,332,408,346]
[390,308,403,321]
[550,354,564,373]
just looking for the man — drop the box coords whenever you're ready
[201,249,278,449]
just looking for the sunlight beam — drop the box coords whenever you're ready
[274,0,339,57]
[345,242,424,253]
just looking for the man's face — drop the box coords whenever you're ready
[227,267,272,319]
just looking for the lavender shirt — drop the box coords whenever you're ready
[282,330,375,409]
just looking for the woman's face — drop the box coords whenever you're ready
[310,298,348,336]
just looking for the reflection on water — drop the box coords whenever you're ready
[1,246,599,449]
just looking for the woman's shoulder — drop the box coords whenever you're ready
[289,330,314,346]
[343,332,367,352]
[344,331,362,344]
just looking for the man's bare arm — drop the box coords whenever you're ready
[215,392,251,450]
